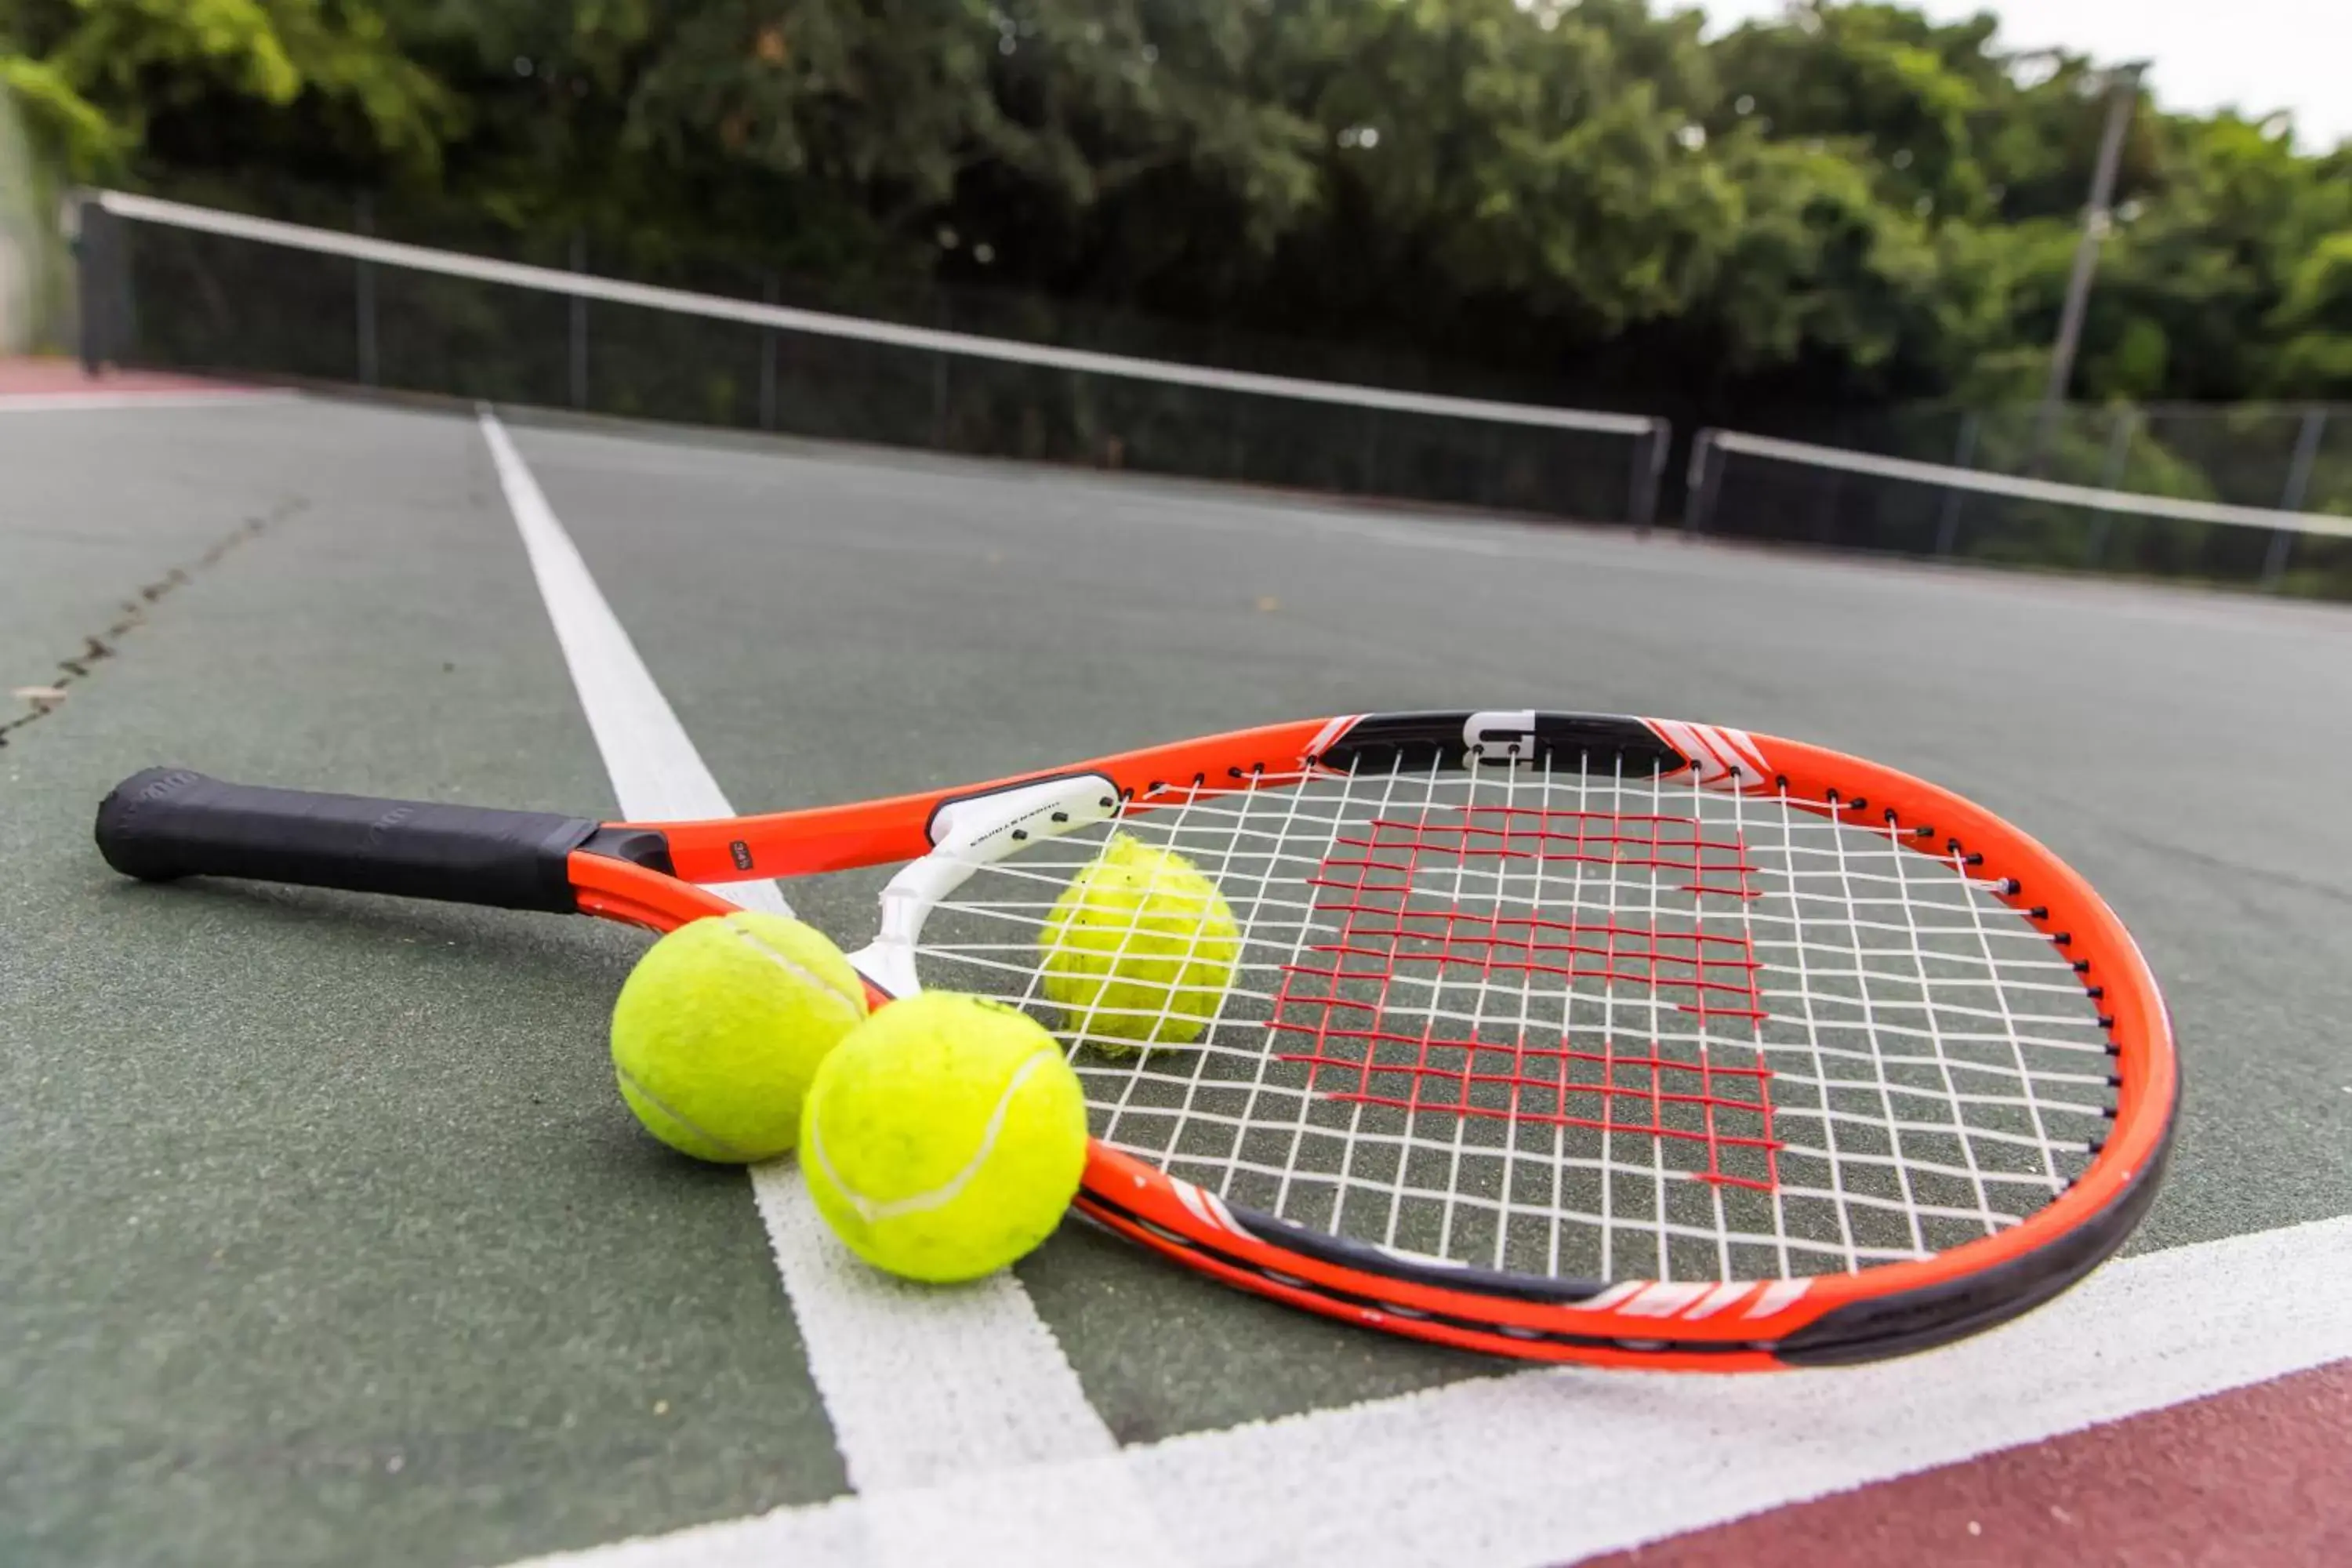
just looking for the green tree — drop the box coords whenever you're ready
[7,0,2349,418]
[5,0,458,179]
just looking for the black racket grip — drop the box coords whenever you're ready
[96,768,602,913]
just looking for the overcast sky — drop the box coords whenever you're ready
[1700,0,2350,151]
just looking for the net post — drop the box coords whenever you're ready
[1684,428,1721,535]
[354,191,379,387]
[69,190,96,376]
[72,190,128,376]
[1933,412,1980,557]
[1629,419,1668,535]
[568,230,587,410]
[757,269,779,431]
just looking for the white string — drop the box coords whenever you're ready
[1542,750,1577,1278]
[1726,753,1787,1279]
[1823,793,1931,1256]
[1593,755,1621,1276]
[1434,753,1501,1265]
[1363,757,1441,1253]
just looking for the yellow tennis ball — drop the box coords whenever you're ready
[1038,833,1240,1049]
[800,992,1088,1283]
[609,911,869,1163]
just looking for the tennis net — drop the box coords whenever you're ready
[75,189,1669,528]
[1686,427,2352,597]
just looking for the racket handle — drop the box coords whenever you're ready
[95,768,603,913]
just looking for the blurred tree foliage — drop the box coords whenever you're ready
[5,0,2349,420]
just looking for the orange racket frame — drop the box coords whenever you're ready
[98,711,2176,1367]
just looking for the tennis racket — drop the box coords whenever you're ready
[96,709,2176,1369]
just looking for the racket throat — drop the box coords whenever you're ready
[848,771,1120,999]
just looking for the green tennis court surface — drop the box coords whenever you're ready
[5,390,2350,1568]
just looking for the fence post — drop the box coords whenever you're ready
[2082,406,2139,567]
[2280,407,2325,513]
[2097,405,2140,486]
[2261,408,2326,590]
[1629,420,1668,535]
[354,191,379,387]
[568,230,588,410]
[1933,411,1980,557]
[1683,429,1721,535]
[930,295,952,449]
[758,270,779,431]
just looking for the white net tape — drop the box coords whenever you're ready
[908,753,2111,1284]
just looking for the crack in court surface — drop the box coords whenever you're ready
[0,497,302,748]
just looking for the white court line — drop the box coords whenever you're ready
[474,408,1166,1547]
[510,1214,2352,1568]
[0,389,295,413]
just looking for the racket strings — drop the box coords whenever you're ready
[906,753,2113,1284]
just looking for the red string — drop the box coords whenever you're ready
[1275,803,1781,1192]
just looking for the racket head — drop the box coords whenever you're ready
[579,711,2176,1368]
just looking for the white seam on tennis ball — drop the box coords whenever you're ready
[613,1063,755,1160]
[723,916,864,1021]
[808,1048,1058,1223]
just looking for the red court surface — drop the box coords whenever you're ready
[0,357,262,402]
[1594,1361,2352,1566]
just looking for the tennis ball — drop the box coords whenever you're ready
[610,911,869,1163]
[1038,833,1240,1049]
[800,992,1088,1283]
